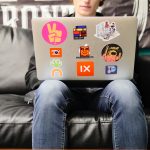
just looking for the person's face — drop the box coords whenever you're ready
[73,0,101,17]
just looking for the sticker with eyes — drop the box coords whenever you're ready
[101,44,123,62]
[76,44,94,59]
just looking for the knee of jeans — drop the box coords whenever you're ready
[38,80,68,95]
[106,80,141,109]
[36,80,69,109]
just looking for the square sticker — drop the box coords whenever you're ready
[77,61,94,76]
[105,65,117,74]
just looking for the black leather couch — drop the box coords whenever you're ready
[0,25,149,149]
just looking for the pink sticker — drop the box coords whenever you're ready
[42,21,67,45]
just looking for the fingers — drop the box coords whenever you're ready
[47,23,57,34]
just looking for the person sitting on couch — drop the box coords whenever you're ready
[25,0,148,149]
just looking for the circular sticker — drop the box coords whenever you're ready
[42,21,67,45]
[101,44,123,62]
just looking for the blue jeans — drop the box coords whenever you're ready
[32,80,148,149]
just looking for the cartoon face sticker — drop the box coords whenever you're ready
[95,21,120,41]
[42,21,67,45]
[80,46,90,57]
[76,44,94,59]
[101,44,123,62]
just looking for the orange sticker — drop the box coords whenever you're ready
[76,44,94,59]
[77,61,94,76]
[80,46,90,57]
[51,68,63,77]
[50,48,62,57]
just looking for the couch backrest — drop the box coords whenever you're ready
[0,25,150,108]
[0,26,34,94]
[137,49,150,107]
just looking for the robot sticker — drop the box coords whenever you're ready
[73,25,87,40]
[76,44,94,58]
[51,59,62,67]
[95,21,120,41]
[50,59,63,77]
[101,44,123,62]
[42,21,67,45]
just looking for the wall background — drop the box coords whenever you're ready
[0,0,149,48]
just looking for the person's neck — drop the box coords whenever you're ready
[75,12,96,17]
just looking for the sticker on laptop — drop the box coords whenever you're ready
[101,44,123,62]
[50,59,63,77]
[42,21,67,45]
[51,68,63,77]
[50,48,62,57]
[105,65,117,74]
[95,21,120,41]
[76,44,94,58]
[77,61,94,76]
[51,59,62,67]
[73,25,87,40]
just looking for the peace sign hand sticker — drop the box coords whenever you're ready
[47,23,62,43]
[42,21,67,45]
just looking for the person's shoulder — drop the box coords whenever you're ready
[96,12,103,16]
[65,12,103,17]
[64,13,75,17]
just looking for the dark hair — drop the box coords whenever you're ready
[99,0,105,6]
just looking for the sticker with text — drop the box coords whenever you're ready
[105,65,117,74]
[95,21,120,41]
[42,21,67,45]
[73,25,87,40]
[101,44,123,62]
[50,48,62,57]
[77,61,94,76]
[76,44,94,58]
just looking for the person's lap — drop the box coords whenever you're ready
[67,87,104,114]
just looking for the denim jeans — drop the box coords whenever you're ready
[32,80,148,149]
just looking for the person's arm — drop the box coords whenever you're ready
[25,55,43,91]
[133,37,140,84]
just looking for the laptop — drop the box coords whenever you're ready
[32,16,137,81]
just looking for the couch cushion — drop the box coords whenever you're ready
[67,110,150,149]
[67,111,113,148]
[0,94,33,147]
[0,94,150,148]
[0,26,34,94]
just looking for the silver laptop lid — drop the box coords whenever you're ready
[32,16,137,81]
